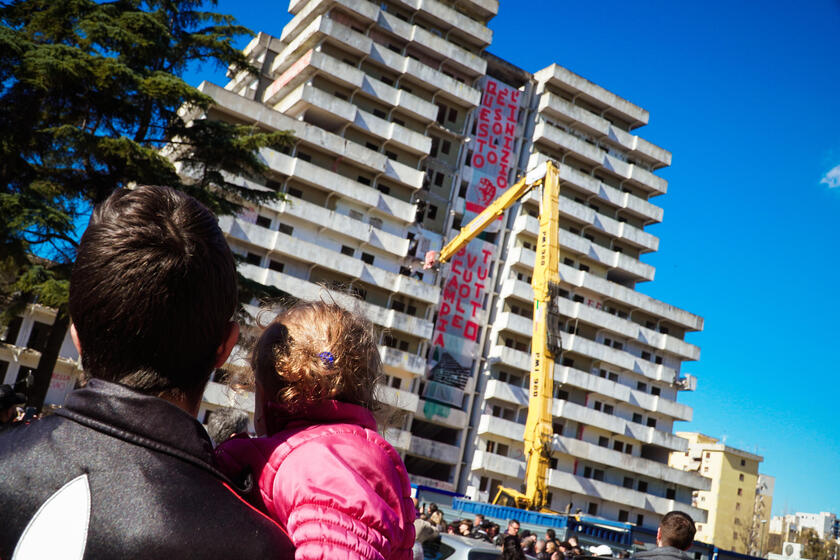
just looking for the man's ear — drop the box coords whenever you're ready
[70,323,82,357]
[656,527,662,546]
[214,322,240,368]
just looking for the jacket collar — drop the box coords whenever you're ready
[265,399,377,434]
[58,378,215,466]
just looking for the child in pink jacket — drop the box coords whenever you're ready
[215,301,415,560]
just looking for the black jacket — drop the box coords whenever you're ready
[0,379,295,559]
[634,546,695,560]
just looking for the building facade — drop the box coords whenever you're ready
[186,0,710,532]
[770,512,838,542]
[0,305,81,406]
[669,432,774,553]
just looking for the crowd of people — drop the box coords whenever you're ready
[0,185,698,560]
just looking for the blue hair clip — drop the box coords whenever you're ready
[318,351,335,368]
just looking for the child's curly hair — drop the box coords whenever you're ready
[251,300,381,413]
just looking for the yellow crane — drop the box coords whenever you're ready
[433,160,563,513]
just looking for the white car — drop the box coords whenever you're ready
[422,534,502,560]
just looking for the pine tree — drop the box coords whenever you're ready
[0,0,294,408]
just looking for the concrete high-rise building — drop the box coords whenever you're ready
[178,0,708,531]
[669,432,774,554]
[0,305,80,406]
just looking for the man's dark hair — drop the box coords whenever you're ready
[206,407,249,444]
[659,511,696,550]
[69,186,237,400]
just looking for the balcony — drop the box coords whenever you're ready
[497,268,701,339]
[551,296,700,362]
[471,449,523,479]
[486,343,529,372]
[482,380,688,452]
[551,435,709,491]
[537,91,670,169]
[264,49,438,124]
[408,473,455,493]
[554,366,693,422]
[508,227,656,283]
[383,427,412,452]
[199,82,424,190]
[559,332,680,385]
[494,311,532,339]
[365,42,480,108]
[476,413,524,442]
[394,0,492,47]
[552,397,688,452]
[415,398,468,428]
[380,346,427,377]
[554,261,704,332]
[376,11,486,78]
[534,65,649,130]
[409,435,461,464]
[518,192,659,254]
[532,121,667,195]
[237,264,433,339]
[546,470,707,522]
[280,0,378,45]
[258,148,418,223]
[273,196,410,256]
[273,84,431,156]
[220,217,440,304]
[273,16,371,77]
[528,154,663,224]
[378,383,421,413]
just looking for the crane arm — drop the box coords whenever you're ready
[437,165,547,264]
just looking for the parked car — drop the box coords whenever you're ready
[422,534,501,560]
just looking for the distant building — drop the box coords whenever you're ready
[0,305,81,406]
[669,432,773,554]
[770,512,837,541]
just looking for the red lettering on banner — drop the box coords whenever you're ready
[433,332,444,347]
[464,321,479,341]
[477,266,488,281]
[482,249,493,263]
[452,315,463,330]
[470,300,483,317]
[456,299,466,314]
[473,283,484,298]
[451,258,463,276]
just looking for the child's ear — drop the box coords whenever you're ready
[214,322,240,368]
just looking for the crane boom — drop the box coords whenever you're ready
[433,161,562,512]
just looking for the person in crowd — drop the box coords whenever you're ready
[488,522,501,545]
[567,537,583,558]
[430,510,447,532]
[459,520,473,537]
[521,532,537,556]
[0,186,295,559]
[632,511,696,560]
[474,514,486,530]
[501,519,525,560]
[545,539,558,558]
[545,529,556,545]
[557,541,570,559]
[413,518,439,560]
[206,406,250,446]
[471,520,492,542]
[535,539,549,560]
[0,384,25,433]
[215,300,415,560]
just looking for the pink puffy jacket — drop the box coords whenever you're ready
[215,400,415,560]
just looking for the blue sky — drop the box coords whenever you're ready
[188,0,840,516]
